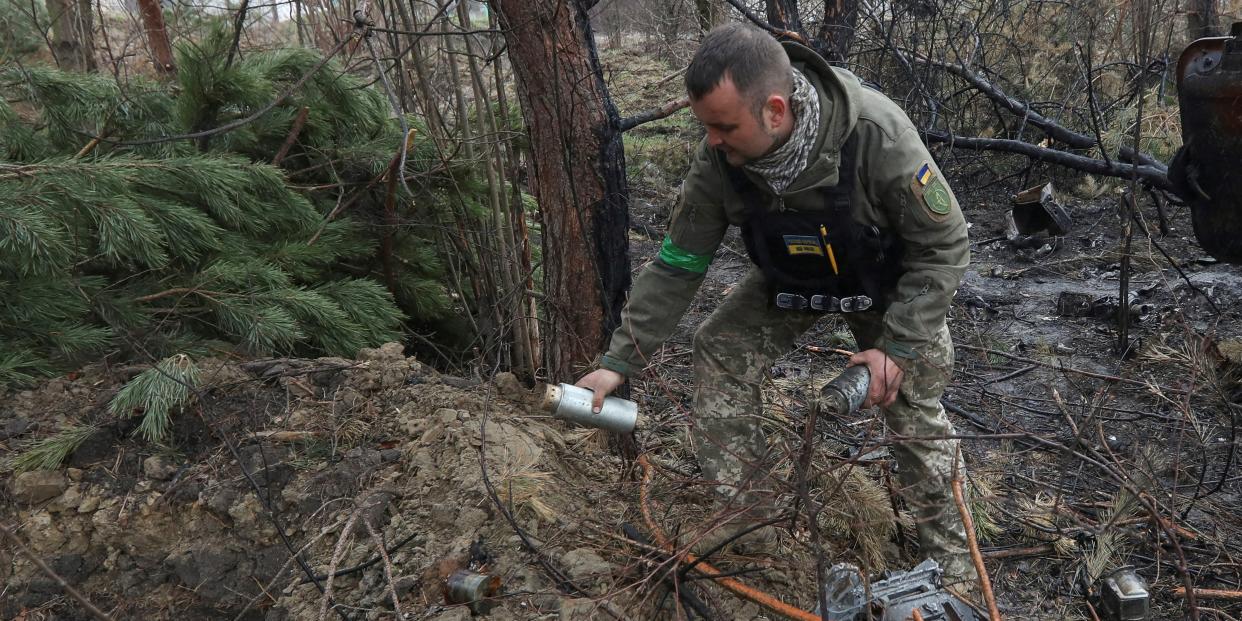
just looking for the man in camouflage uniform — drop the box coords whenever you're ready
[576,23,975,587]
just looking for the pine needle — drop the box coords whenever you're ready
[4,424,98,473]
[109,354,200,443]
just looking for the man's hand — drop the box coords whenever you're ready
[847,349,904,408]
[574,369,626,413]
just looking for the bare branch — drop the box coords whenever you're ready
[900,51,1167,171]
[923,130,1172,191]
[618,97,690,132]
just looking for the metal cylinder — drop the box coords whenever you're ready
[818,365,872,417]
[444,569,500,606]
[541,383,638,434]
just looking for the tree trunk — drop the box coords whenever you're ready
[46,0,96,72]
[1186,0,1218,39]
[492,0,631,382]
[136,0,176,75]
[766,0,803,33]
[694,0,724,35]
[817,0,858,63]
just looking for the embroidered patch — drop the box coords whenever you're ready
[923,176,953,215]
[911,167,954,220]
[924,177,948,216]
[783,235,824,256]
[914,162,934,186]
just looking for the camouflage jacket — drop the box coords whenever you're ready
[601,42,969,376]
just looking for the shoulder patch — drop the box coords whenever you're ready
[910,162,953,220]
[923,177,953,215]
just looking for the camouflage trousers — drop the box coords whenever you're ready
[690,267,976,584]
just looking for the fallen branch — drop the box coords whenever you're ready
[901,52,1165,171]
[981,544,1058,560]
[1174,588,1242,602]
[637,455,820,621]
[1,525,115,621]
[246,430,326,443]
[621,523,716,620]
[803,345,855,357]
[955,344,1188,394]
[951,475,1002,621]
[923,130,1172,191]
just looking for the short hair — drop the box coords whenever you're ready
[685,23,793,119]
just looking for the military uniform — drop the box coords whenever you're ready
[601,42,974,583]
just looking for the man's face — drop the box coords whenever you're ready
[689,75,784,167]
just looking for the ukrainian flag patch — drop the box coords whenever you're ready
[915,162,934,186]
[783,235,824,256]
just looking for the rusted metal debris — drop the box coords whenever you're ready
[1010,182,1072,237]
[1173,21,1242,263]
[444,569,502,613]
[1056,292,1154,321]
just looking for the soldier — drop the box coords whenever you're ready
[575,23,976,588]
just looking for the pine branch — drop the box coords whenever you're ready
[109,354,199,443]
[0,350,56,387]
[4,424,99,472]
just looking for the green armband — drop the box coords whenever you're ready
[600,355,636,377]
[658,236,712,274]
[876,336,918,362]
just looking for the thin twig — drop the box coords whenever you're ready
[957,344,1187,393]
[1,525,115,620]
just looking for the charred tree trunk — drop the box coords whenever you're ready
[46,0,96,72]
[136,0,176,75]
[1186,0,1218,39]
[492,0,631,382]
[817,0,858,63]
[766,0,803,33]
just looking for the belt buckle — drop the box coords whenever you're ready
[810,295,840,312]
[839,296,873,313]
[776,293,809,310]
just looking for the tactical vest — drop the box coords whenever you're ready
[725,135,905,313]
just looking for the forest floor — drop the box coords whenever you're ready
[3,36,1242,621]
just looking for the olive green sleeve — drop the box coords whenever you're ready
[602,144,729,376]
[860,124,969,366]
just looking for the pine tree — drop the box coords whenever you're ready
[0,22,492,387]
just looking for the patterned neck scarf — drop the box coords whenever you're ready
[743,68,821,194]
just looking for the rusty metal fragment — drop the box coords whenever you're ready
[1174,22,1242,262]
[1010,182,1072,236]
[1056,292,1154,321]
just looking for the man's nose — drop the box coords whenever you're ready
[706,130,723,147]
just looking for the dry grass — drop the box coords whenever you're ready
[494,454,557,522]
[968,463,1006,543]
[1015,493,1076,556]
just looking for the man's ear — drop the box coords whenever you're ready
[764,95,788,129]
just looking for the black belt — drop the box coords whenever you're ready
[775,293,873,313]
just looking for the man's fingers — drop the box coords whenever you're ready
[881,390,898,408]
[591,390,606,413]
[881,369,902,408]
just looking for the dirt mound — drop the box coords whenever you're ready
[1,343,840,620]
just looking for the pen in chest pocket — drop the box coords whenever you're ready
[820,224,839,274]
